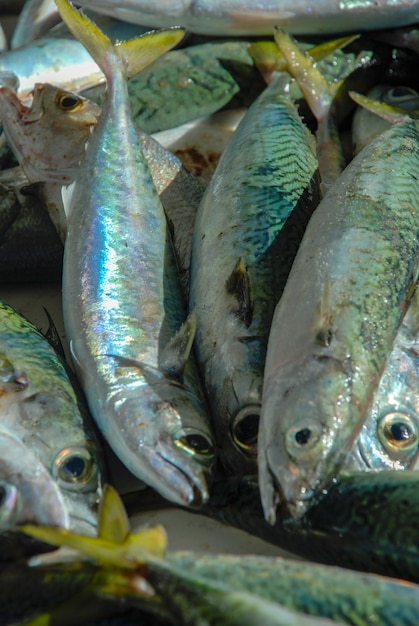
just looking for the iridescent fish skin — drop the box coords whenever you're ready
[0,300,105,535]
[59,1,215,507]
[258,119,419,522]
[346,287,419,472]
[73,0,419,36]
[190,72,320,476]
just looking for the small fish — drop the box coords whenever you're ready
[11,0,61,49]
[0,300,105,535]
[258,117,419,522]
[58,0,215,507]
[189,70,320,476]
[73,0,419,36]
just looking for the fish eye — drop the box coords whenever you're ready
[285,423,322,460]
[52,447,97,491]
[231,405,260,454]
[174,428,215,463]
[55,91,83,112]
[384,86,419,108]
[378,411,418,455]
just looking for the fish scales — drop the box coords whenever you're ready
[190,72,319,475]
[59,1,214,507]
[258,118,419,522]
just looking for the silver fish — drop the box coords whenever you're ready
[59,0,215,507]
[73,0,419,36]
[258,118,419,522]
[346,286,419,472]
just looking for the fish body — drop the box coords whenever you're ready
[258,118,419,521]
[0,300,105,534]
[59,1,215,507]
[190,71,320,476]
[73,0,419,36]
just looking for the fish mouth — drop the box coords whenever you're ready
[147,448,209,509]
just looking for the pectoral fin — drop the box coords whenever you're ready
[225,257,253,328]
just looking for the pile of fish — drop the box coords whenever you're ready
[2,0,419,623]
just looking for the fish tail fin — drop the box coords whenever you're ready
[55,0,185,81]
[249,34,357,85]
[349,90,415,124]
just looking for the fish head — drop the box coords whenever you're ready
[259,353,354,522]
[0,430,69,531]
[16,391,106,536]
[106,369,216,508]
[0,82,100,183]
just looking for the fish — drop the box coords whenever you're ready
[0,300,106,535]
[58,0,216,507]
[189,70,320,476]
[10,0,61,49]
[73,0,419,37]
[258,117,419,522]
[24,487,345,626]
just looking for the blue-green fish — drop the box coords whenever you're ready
[59,0,215,507]
[189,71,320,476]
[258,118,419,522]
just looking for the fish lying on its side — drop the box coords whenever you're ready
[189,70,320,476]
[258,117,419,522]
[58,0,216,507]
[73,0,419,36]
[0,300,105,535]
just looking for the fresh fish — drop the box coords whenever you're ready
[0,300,105,535]
[73,0,419,36]
[58,1,215,507]
[352,83,419,154]
[258,118,419,522]
[24,487,345,626]
[346,284,419,471]
[189,70,320,476]
[0,12,148,99]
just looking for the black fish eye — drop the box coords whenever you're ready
[61,455,87,479]
[55,92,82,111]
[231,406,260,453]
[174,429,214,461]
[384,86,419,106]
